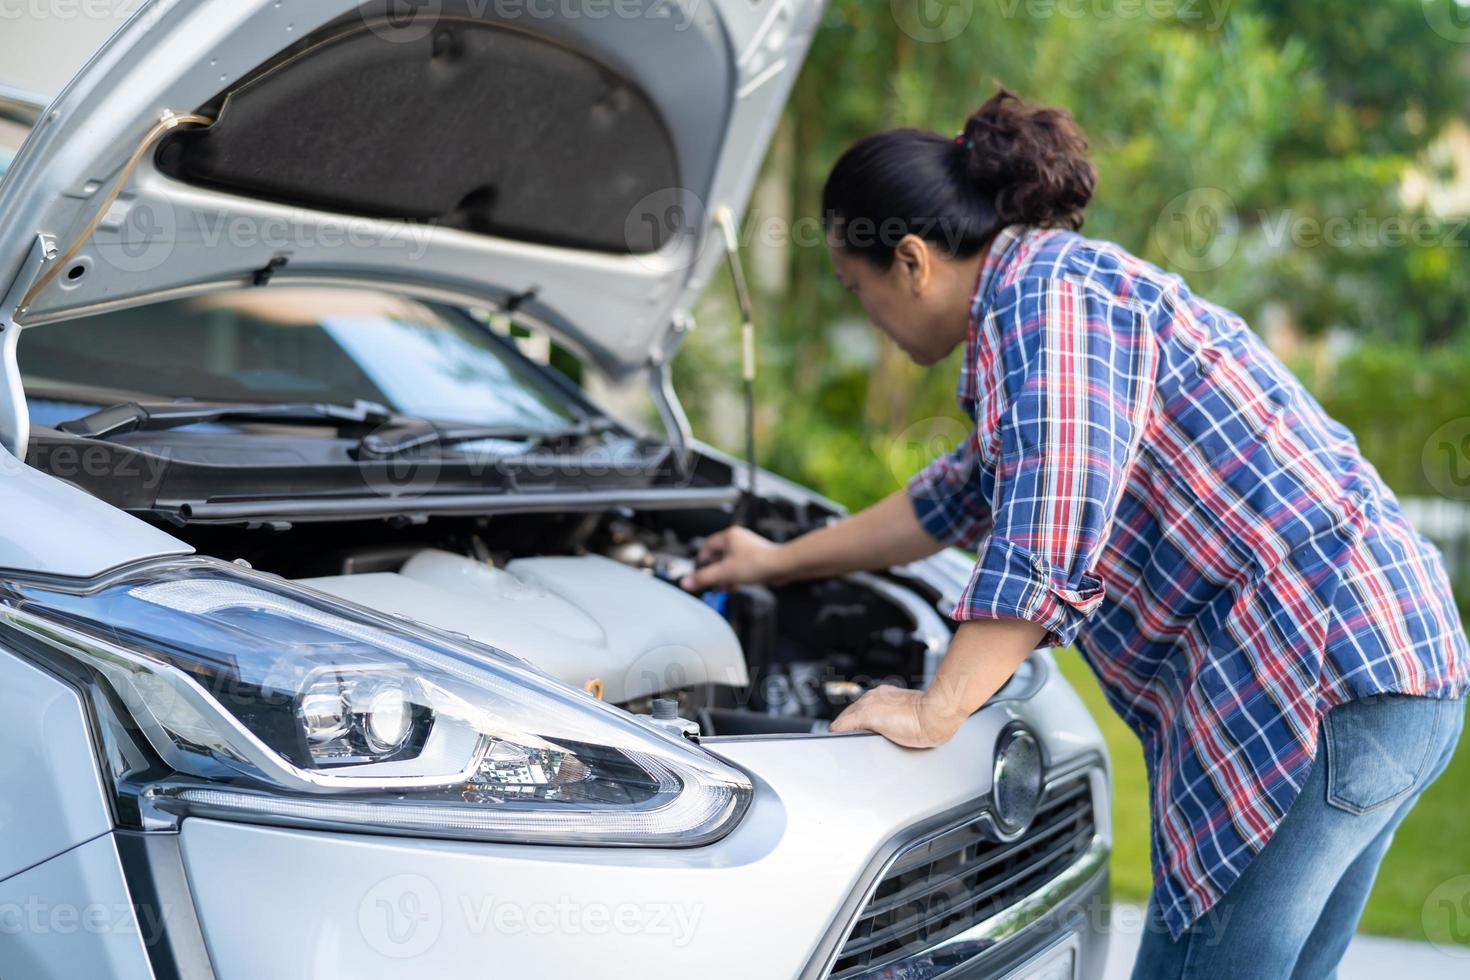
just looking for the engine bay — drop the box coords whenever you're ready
[172,503,957,738]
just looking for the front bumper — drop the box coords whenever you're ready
[153,653,1111,979]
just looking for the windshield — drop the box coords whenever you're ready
[20,288,577,430]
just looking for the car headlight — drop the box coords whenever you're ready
[0,557,750,846]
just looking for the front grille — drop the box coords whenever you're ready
[830,775,1095,979]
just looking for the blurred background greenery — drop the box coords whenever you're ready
[671,0,1470,941]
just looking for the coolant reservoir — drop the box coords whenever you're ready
[298,550,748,703]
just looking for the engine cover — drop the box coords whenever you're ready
[297,550,748,703]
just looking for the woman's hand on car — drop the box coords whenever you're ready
[680,527,786,592]
[829,685,962,748]
[828,620,1044,748]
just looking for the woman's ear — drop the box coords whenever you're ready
[893,234,931,296]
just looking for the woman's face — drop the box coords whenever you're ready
[828,235,974,367]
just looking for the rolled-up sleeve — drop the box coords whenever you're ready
[954,276,1156,648]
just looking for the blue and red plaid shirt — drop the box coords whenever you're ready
[909,224,1469,938]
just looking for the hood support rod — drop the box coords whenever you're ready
[0,235,51,457]
[649,350,694,480]
[715,207,758,523]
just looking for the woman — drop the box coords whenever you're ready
[680,89,1469,977]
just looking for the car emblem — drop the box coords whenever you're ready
[992,726,1043,835]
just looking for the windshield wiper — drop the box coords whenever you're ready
[56,399,395,439]
[53,398,619,457]
[355,416,619,459]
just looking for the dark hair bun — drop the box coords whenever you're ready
[962,88,1096,230]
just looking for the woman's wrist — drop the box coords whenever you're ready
[761,538,808,584]
[917,690,969,741]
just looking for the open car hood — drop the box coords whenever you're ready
[0,0,824,440]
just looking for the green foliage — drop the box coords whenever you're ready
[680,0,1470,511]
[1304,341,1470,497]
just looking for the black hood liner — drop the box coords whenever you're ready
[156,19,679,254]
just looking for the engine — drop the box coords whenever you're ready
[184,509,955,739]
[299,548,750,704]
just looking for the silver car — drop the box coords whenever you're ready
[0,3,1112,978]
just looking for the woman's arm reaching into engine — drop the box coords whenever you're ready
[679,489,945,592]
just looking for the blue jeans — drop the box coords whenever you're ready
[1131,693,1466,979]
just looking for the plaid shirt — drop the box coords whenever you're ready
[909,225,1469,938]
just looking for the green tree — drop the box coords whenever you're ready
[678,0,1470,511]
